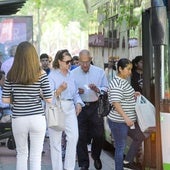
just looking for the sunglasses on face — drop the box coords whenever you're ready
[61,60,72,65]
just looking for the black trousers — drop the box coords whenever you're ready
[77,101,104,168]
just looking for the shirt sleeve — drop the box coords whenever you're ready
[40,73,52,99]
[2,79,12,98]
[98,71,109,93]
[48,72,56,92]
[108,80,123,104]
[73,89,85,107]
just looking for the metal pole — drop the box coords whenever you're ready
[151,0,168,167]
[153,45,163,170]
[37,7,40,55]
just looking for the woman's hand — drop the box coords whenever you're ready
[75,103,82,116]
[55,82,67,96]
[134,91,141,100]
[124,116,134,127]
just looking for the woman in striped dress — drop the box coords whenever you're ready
[107,58,145,170]
[2,41,52,170]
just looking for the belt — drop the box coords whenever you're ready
[83,100,98,106]
[60,99,73,101]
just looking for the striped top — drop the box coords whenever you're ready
[2,73,52,118]
[108,75,136,123]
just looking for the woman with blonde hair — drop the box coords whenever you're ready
[2,41,52,170]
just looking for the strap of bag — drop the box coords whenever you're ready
[55,95,62,108]
[136,95,149,104]
[136,95,146,104]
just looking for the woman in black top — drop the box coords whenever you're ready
[131,56,143,93]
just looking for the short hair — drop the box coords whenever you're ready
[40,53,49,60]
[117,58,132,73]
[79,49,91,57]
[72,56,79,61]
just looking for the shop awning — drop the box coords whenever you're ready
[83,0,109,13]
[0,0,27,15]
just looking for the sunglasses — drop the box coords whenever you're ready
[61,60,72,65]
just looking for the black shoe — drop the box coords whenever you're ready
[123,162,141,170]
[80,166,88,170]
[94,159,102,170]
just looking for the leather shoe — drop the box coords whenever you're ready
[94,159,102,169]
[80,166,88,170]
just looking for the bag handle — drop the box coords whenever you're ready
[136,95,147,104]
[55,95,62,108]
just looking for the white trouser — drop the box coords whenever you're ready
[12,114,46,170]
[48,100,78,170]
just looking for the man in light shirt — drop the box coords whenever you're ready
[71,49,108,170]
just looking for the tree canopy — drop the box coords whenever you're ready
[17,0,90,55]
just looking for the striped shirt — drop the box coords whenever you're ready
[108,75,137,123]
[2,73,52,118]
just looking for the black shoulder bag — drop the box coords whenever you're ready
[98,90,112,117]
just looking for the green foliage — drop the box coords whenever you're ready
[116,3,141,29]
[16,0,89,54]
[18,0,90,30]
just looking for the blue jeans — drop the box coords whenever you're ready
[108,119,145,170]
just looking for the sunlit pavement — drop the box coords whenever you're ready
[0,138,115,170]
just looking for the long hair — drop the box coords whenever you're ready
[132,55,142,72]
[52,49,69,69]
[7,41,41,84]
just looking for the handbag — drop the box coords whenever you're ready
[46,96,65,131]
[98,90,112,117]
[7,135,16,150]
[135,95,156,132]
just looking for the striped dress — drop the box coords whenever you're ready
[2,73,52,118]
[108,75,137,123]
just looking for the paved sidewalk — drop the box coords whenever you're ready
[0,138,115,170]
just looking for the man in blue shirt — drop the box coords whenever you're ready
[40,53,51,75]
[71,49,108,170]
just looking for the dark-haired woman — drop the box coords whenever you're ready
[48,49,84,170]
[2,41,52,170]
[107,58,145,170]
[131,55,143,93]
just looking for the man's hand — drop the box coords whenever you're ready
[89,84,99,93]
[78,88,84,94]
